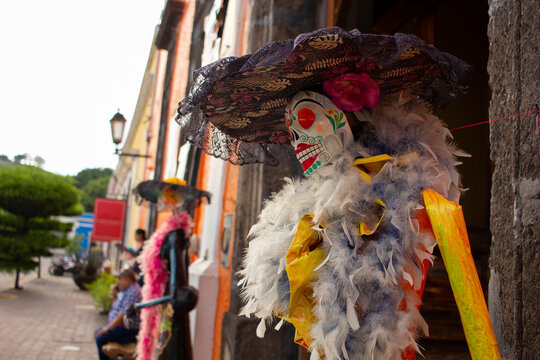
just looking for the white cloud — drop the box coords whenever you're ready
[0,0,165,175]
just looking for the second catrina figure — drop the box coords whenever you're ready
[177,28,500,360]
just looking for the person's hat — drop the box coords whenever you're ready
[118,268,137,281]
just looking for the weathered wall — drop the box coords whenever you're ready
[222,1,325,359]
[487,0,540,359]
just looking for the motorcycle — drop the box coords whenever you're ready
[48,255,77,276]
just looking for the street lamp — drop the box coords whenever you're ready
[110,111,127,147]
[109,111,149,158]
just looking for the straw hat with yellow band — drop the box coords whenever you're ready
[133,177,211,211]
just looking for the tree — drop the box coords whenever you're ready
[33,156,45,168]
[0,154,45,167]
[64,234,84,256]
[0,165,83,289]
[72,168,112,189]
[13,154,28,165]
[71,168,112,212]
[81,176,111,211]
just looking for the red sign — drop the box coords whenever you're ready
[92,198,126,242]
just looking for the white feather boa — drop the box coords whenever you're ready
[238,103,465,360]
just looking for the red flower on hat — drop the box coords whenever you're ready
[322,73,380,112]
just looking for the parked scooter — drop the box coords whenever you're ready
[48,255,77,276]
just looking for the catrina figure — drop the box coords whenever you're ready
[176,28,500,360]
[131,177,211,360]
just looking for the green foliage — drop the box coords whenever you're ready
[72,168,112,189]
[63,202,85,216]
[81,176,110,212]
[0,165,82,285]
[65,234,84,256]
[0,165,82,219]
[0,231,69,272]
[87,245,105,274]
[0,210,72,233]
[71,168,112,212]
[85,272,118,312]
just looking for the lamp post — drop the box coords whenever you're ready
[109,111,149,158]
[109,110,149,271]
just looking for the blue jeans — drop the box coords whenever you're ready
[94,327,138,360]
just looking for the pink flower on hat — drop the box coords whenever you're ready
[322,73,380,112]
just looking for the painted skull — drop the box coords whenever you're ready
[285,91,354,175]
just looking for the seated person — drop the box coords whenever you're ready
[132,228,147,286]
[95,269,142,360]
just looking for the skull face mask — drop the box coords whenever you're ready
[285,91,354,175]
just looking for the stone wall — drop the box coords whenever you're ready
[487,0,540,359]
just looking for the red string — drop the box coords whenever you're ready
[536,112,540,154]
[449,110,540,131]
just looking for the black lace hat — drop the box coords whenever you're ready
[176,27,472,166]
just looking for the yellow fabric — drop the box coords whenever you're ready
[352,154,393,182]
[352,155,393,234]
[283,213,326,350]
[352,153,417,182]
[353,154,393,173]
[423,189,501,360]
[358,198,386,236]
[164,177,187,186]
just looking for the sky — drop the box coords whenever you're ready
[0,1,165,175]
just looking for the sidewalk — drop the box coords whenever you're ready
[0,271,106,360]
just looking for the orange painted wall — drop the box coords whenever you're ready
[212,163,239,360]
[211,2,250,357]
[156,0,195,229]
[193,152,210,236]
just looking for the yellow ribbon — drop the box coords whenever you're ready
[423,189,501,360]
[352,153,418,183]
[282,213,326,350]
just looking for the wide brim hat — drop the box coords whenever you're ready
[133,178,211,209]
[176,27,472,166]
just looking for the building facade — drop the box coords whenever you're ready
[107,29,166,265]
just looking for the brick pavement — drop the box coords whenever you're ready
[0,272,106,360]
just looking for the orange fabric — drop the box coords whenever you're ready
[189,254,199,264]
[399,209,433,360]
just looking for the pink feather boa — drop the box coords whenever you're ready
[136,212,192,360]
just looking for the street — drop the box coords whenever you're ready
[0,261,105,360]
